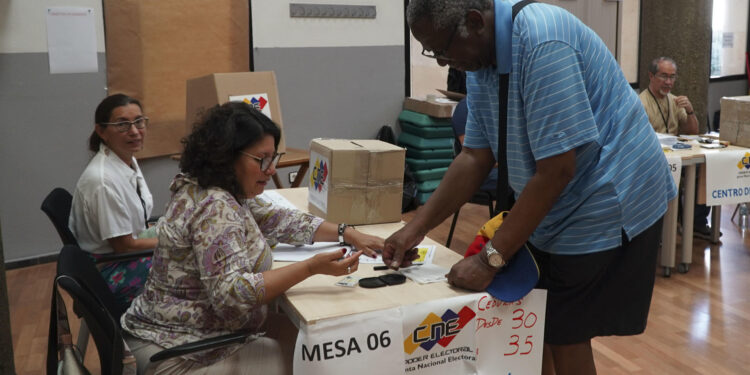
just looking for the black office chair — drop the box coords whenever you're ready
[41,187,79,247]
[47,244,256,375]
[445,99,498,248]
[42,187,155,358]
[41,187,154,263]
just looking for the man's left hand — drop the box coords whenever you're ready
[445,254,497,291]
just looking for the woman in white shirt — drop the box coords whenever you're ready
[69,93,157,310]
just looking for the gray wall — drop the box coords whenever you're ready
[0,52,107,262]
[253,46,405,148]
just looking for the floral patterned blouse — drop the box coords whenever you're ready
[121,174,323,364]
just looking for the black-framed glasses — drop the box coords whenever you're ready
[655,73,677,82]
[421,25,459,60]
[100,117,149,132]
[240,151,284,171]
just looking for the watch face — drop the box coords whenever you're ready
[489,253,504,267]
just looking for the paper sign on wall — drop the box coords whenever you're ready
[705,150,750,205]
[229,93,272,120]
[45,7,98,74]
[308,150,329,213]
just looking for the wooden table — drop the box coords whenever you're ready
[660,142,744,276]
[272,148,310,188]
[272,188,472,327]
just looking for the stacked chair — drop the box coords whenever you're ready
[397,110,455,204]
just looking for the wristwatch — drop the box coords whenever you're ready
[338,223,348,245]
[483,241,506,269]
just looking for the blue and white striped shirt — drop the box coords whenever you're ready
[464,0,677,254]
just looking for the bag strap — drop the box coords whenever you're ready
[496,0,536,213]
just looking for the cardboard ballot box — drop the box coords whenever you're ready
[186,71,286,152]
[403,97,458,118]
[308,139,405,225]
[720,95,750,148]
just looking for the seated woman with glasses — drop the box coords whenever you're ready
[69,93,157,311]
[121,101,384,374]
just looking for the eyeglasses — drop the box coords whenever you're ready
[100,117,149,132]
[655,73,678,82]
[421,25,459,60]
[240,151,284,172]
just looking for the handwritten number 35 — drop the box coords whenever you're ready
[505,335,534,356]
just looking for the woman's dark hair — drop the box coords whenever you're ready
[89,94,143,152]
[179,101,282,199]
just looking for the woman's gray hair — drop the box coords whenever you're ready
[407,0,492,32]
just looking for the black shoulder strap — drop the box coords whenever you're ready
[496,0,535,213]
[513,0,536,19]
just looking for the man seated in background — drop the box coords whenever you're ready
[640,56,713,240]
[639,57,698,135]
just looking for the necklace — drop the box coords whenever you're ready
[647,88,670,133]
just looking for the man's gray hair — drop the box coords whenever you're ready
[406,0,493,31]
[649,57,677,74]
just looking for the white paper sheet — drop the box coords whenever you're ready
[258,190,298,210]
[273,242,350,262]
[46,7,98,74]
[398,263,448,284]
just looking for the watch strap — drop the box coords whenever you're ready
[338,223,347,245]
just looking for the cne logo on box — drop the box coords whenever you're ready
[404,306,476,355]
[311,159,329,192]
[242,96,267,111]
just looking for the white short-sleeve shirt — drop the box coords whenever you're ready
[69,144,153,254]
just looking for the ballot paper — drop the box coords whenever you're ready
[398,263,448,284]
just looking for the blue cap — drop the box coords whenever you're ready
[485,244,540,302]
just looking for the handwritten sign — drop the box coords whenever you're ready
[294,290,547,374]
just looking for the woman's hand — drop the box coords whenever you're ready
[344,229,385,258]
[306,248,364,276]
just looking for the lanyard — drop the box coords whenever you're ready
[647,88,670,133]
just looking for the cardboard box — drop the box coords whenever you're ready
[186,72,286,153]
[404,97,457,118]
[720,95,750,148]
[308,139,405,225]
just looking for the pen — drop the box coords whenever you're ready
[374,264,422,271]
